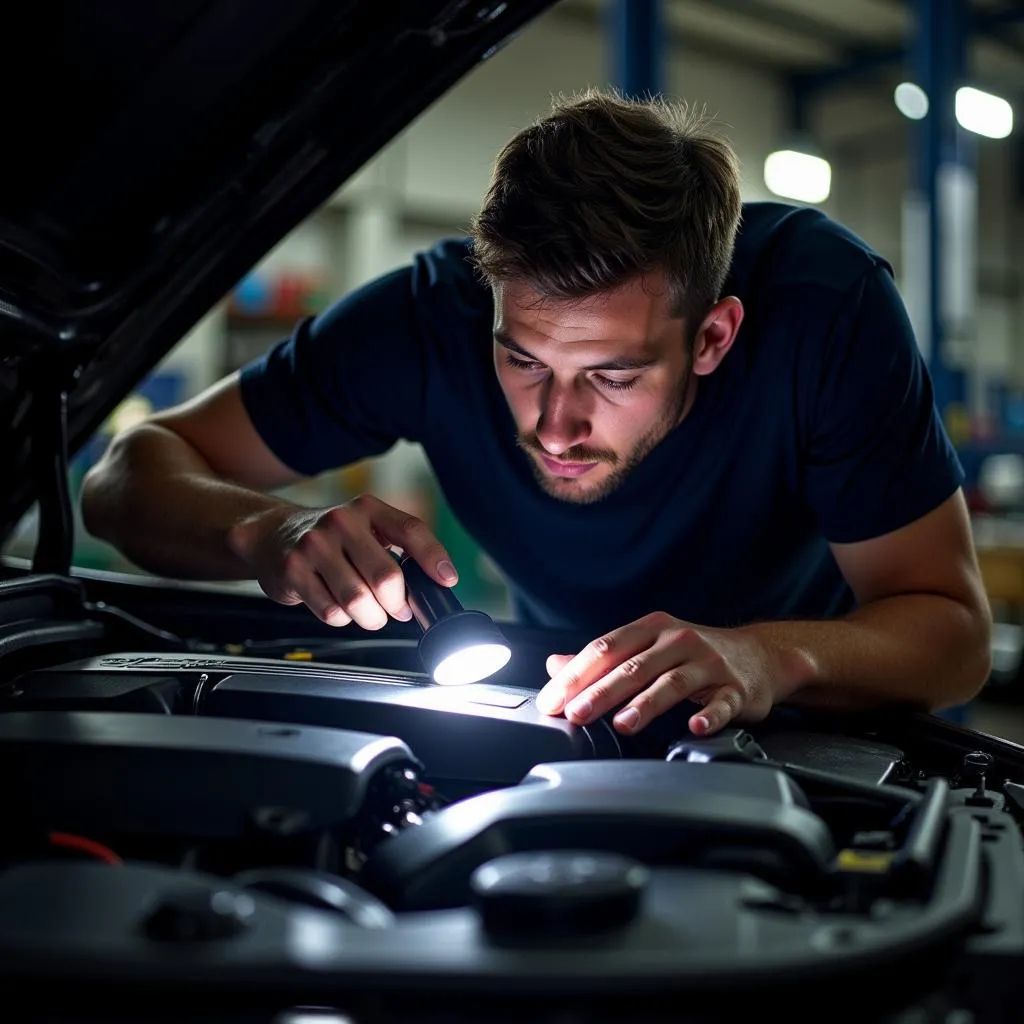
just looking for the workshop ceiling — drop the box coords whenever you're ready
[555,0,1024,96]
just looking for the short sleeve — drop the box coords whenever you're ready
[804,264,964,543]
[237,266,427,477]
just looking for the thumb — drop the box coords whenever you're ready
[546,653,574,678]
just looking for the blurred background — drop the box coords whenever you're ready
[6,0,1024,735]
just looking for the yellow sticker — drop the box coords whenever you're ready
[284,650,314,661]
[836,849,894,873]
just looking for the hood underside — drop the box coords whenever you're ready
[0,0,553,544]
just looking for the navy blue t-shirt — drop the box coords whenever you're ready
[238,202,964,635]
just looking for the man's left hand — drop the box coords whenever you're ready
[535,611,813,736]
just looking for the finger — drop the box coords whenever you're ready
[329,566,392,630]
[316,508,410,626]
[368,499,459,588]
[689,686,744,737]
[563,638,687,726]
[611,660,719,735]
[536,619,658,715]
[342,532,415,623]
[545,654,573,678]
[304,540,392,631]
[284,569,353,628]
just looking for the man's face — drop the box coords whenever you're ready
[493,272,695,504]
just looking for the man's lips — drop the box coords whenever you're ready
[538,454,600,478]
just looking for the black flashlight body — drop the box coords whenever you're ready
[400,552,465,629]
[398,552,511,684]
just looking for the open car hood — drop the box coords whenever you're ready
[0,0,553,545]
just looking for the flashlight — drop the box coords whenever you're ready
[398,552,511,685]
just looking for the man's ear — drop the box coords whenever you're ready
[691,297,744,376]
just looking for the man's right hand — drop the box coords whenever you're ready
[226,493,458,630]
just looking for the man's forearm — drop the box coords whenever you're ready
[743,593,992,712]
[81,424,296,580]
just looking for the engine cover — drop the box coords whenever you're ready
[8,654,623,791]
[0,710,417,841]
[202,671,622,790]
[365,760,835,909]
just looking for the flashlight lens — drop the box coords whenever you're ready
[433,643,512,685]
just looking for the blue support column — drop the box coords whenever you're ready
[913,0,977,723]
[911,0,972,423]
[608,0,664,99]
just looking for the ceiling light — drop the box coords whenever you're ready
[894,82,929,120]
[955,86,1013,139]
[763,148,831,204]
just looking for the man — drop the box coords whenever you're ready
[81,90,992,740]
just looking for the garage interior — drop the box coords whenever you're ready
[5,0,1024,739]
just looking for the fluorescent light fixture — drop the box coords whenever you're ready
[894,82,929,120]
[763,149,831,204]
[955,86,1013,139]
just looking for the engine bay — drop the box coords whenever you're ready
[1,572,1023,1023]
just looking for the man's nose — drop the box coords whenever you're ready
[536,379,591,455]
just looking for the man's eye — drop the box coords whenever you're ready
[505,354,543,372]
[596,376,640,391]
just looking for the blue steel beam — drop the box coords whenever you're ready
[913,0,969,417]
[915,0,974,727]
[608,0,664,99]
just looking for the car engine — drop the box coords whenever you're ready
[0,573,1021,1024]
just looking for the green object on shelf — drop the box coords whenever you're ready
[303,286,330,315]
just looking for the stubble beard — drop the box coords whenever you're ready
[516,363,693,505]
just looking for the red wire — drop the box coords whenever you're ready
[48,831,123,865]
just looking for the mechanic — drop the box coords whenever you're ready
[80,89,992,740]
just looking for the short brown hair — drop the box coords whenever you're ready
[470,89,742,335]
